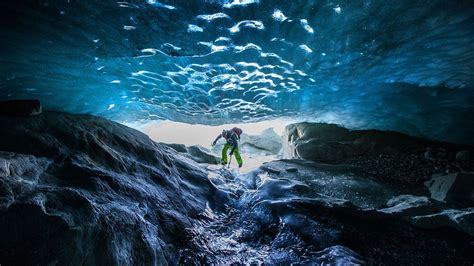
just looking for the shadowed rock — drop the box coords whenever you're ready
[456,150,471,161]
[0,111,228,265]
[188,159,474,264]
[163,143,220,164]
[0,100,41,116]
[282,122,474,186]
[425,173,474,206]
[284,122,436,162]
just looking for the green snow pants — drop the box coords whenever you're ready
[221,143,243,166]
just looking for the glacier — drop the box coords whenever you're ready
[1,1,474,264]
[0,0,473,145]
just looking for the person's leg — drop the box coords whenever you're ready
[234,147,243,167]
[221,143,230,164]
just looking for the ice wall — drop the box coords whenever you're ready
[0,0,473,143]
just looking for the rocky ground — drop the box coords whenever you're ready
[345,148,474,187]
[0,113,472,265]
[284,122,474,189]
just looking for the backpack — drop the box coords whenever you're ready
[231,127,243,139]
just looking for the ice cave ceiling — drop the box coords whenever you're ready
[0,0,473,144]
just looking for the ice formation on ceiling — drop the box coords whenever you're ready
[0,0,473,143]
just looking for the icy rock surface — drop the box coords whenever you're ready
[283,122,435,162]
[0,112,228,265]
[163,143,220,164]
[1,0,474,144]
[184,160,474,264]
[411,208,474,237]
[0,112,472,264]
[425,172,474,205]
[378,195,431,214]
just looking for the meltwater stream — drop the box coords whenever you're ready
[179,164,365,264]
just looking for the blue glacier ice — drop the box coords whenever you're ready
[0,0,473,144]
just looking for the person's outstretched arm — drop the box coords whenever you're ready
[212,134,222,146]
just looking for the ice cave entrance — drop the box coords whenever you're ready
[131,119,290,172]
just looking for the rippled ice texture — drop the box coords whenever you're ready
[0,0,473,143]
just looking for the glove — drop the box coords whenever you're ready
[229,151,234,156]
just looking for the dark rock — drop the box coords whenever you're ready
[162,143,219,164]
[446,173,474,205]
[0,111,227,265]
[283,122,474,187]
[284,122,433,162]
[286,167,298,172]
[285,123,352,143]
[425,173,474,206]
[218,159,474,265]
[411,208,474,237]
[424,150,435,160]
[164,143,188,153]
[186,145,220,164]
[0,99,41,116]
[456,150,470,161]
[296,140,363,161]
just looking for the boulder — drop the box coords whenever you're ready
[378,195,431,215]
[162,143,219,164]
[294,139,363,161]
[411,208,474,237]
[456,150,470,161]
[445,173,474,204]
[186,145,220,164]
[308,245,364,265]
[424,149,435,160]
[424,173,474,205]
[282,122,472,164]
[282,123,353,160]
[283,122,422,162]
[164,143,188,153]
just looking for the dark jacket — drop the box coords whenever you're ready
[213,130,239,154]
